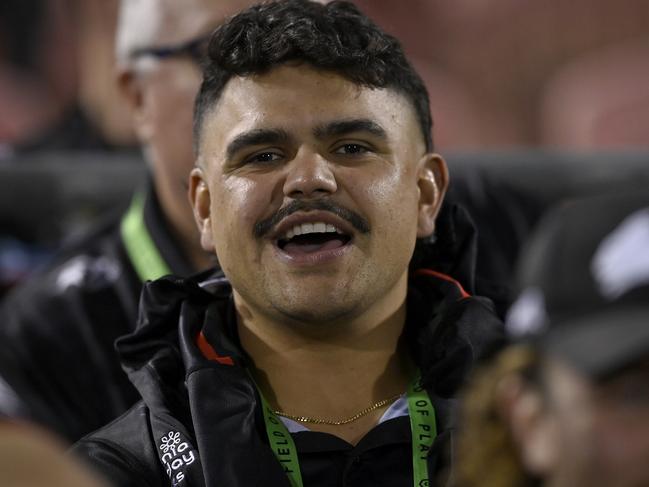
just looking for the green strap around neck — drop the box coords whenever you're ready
[260,395,305,487]
[259,372,436,487]
[120,192,172,282]
[407,374,437,487]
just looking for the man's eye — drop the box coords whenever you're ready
[335,143,369,155]
[246,152,282,164]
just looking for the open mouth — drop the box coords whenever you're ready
[276,221,352,255]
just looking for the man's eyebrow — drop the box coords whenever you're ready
[225,128,292,160]
[313,119,387,140]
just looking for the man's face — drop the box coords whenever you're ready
[192,65,446,326]
[538,358,649,487]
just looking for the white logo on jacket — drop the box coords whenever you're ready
[158,430,196,485]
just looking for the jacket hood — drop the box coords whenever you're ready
[117,272,290,486]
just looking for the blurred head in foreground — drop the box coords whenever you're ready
[456,192,649,487]
[0,420,111,487]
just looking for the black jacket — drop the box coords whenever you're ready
[0,186,197,442]
[72,205,504,487]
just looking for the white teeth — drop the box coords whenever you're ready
[280,222,343,240]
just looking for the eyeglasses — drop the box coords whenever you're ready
[130,32,211,65]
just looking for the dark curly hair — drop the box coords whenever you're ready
[193,0,433,154]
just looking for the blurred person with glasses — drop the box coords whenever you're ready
[0,0,264,443]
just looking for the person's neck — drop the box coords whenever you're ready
[236,280,415,445]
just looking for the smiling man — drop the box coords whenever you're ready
[72,2,503,486]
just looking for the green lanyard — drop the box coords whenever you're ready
[120,191,172,282]
[261,397,305,487]
[407,375,438,487]
[259,373,437,487]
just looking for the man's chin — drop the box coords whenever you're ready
[271,301,360,330]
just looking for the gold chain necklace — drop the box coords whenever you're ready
[273,393,402,425]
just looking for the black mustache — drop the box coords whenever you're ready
[254,199,370,238]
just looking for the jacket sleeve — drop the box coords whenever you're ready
[70,403,168,487]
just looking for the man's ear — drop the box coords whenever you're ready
[116,66,154,142]
[496,374,559,477]
[189,166,215,252]
[416,153,449,238]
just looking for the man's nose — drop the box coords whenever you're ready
[283,149,337,198]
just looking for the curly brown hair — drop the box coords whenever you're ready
[193,0,433,154]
